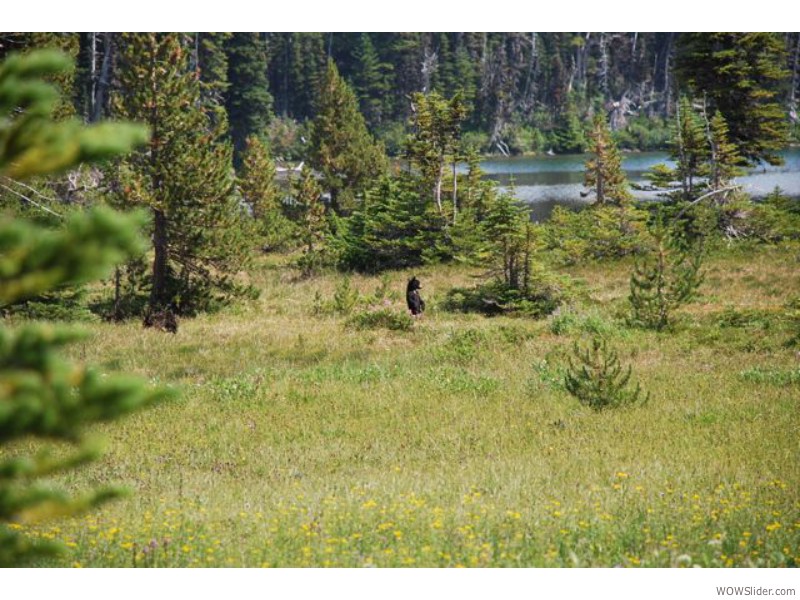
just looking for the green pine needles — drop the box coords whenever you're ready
[629,224,704,331]
[0,50,173,567]
[564,337,646,410]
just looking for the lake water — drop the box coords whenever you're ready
[480,148,800,221]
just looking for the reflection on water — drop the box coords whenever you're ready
[478,149,800,221]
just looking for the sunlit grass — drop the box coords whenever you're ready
[13,243,800,567]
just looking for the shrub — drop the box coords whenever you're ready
[545,205,648,265]
[564,337,647,410]
[629,225,703,331]
[444,270,573,318]
[333,276,360,315]
[346,306,413,331]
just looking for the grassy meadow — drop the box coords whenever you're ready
[12,243,800,567]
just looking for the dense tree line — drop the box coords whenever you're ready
[2,32,798,157]
[0,32,797,321]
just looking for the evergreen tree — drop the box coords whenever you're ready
[197,32,231,104]
[239,135,294,250]
[0,49,171,567]
[341,174,445,272]
[350,34,393,129]
[309,60,388,214]
[676,32,790,165]
[225,33,272,161]
[629,222,704,331]
[706,110,744,193]
[291,165,328,277]
[584,115,632,205]
[550,100,587,154]
[406,91,467,217]
[672,97,709,199]
[112,33,253,314]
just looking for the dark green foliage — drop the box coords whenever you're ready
[340,174,446,273]
[224,33,273,161]
[197,33,231,103]
[350,34,392,129]
[550,102,587,154]
[676,33,790,166]
[0,50,147,180]
[629,224,704,331]
[443,272,571,318]
[112,33,254,314]
[564,337,646,410]
[0,50,172,567]
[309,60,388,213]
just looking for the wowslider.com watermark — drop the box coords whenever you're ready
[717,587,796,597]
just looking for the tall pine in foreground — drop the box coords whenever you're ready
[0,50,172,567]
[112,33,253,315]
[309,60,388,214]
[584,115,631,206]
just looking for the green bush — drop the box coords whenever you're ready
[564,337,647,410]
[444,270,574,318]
[345,306,413,331]
[545,205,648,264]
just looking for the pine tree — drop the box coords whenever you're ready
[197,32,231,104]
[225,33,273,162]
[672,97,709,199]
[350,34,392,129]
[0,49,172,567]
[629,223,704,331]
[676,32,790,166]
[584,115,632,205]
[292,166,328,277]
[239,135,294,251]
[550,100,587,154]
[406,91,468,217]
[112,33,253,315]
[564,337,645,410]
[706,110,744,193]
[309,60,388,214]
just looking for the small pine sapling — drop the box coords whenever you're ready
[564,337,647,410]
[629,222,704,331]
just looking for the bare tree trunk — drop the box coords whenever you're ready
[150,209,169,309]
[92,33,114,123]
[452,160,458,224]
[434,162,444,214]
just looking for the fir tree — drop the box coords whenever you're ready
[112,33,253,314]
[0,49,171,567]
[706,110,744,193]
[564,337,646,410]
[225,33,273,162]
[629,222,704,331]
[291,165,328,277]
[584,115,632,206]
[197,32,231,104]
[309,60,388,214]
[239,135,294,251]
[676,32,790,165]
[350,34,392,129]
[550,101,587,154]
[406,91,467,217]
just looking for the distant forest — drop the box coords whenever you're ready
[2,32,799,156]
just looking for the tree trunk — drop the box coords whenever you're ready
[150,209,169,309]
[92,33,114,123]
[452,160,458,224]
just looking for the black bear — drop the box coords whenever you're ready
[406,276,426,316]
